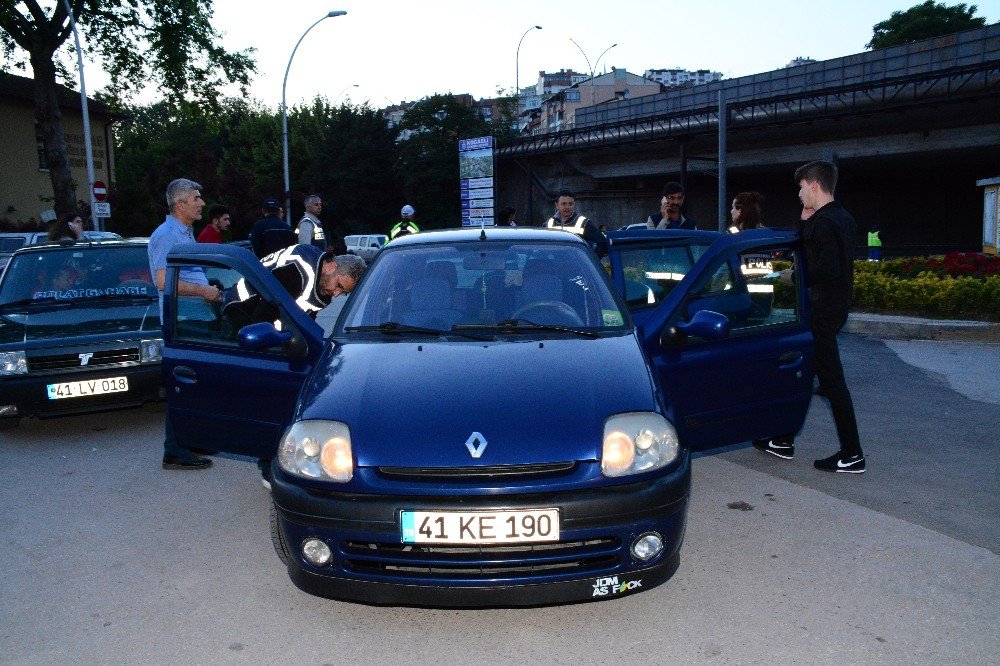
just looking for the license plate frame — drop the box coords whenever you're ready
[400,508,560,544]
[46,376,129,400]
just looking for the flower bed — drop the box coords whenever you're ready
[773,254,1000,321]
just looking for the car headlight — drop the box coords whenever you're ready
[139,338,163,363]
[602,412,679,477]
[278,420,353,482]
[0,351,28,376]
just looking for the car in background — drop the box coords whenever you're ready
[0,238,164,429]
[162,226,813,605]
[0,231,48,274]
[344,234,387,261]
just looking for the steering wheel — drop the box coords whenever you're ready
[510,301,584,327]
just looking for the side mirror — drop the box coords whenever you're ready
[663,310,731,346]
[238,322,292,351]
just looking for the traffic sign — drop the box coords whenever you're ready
[93,202,111,217]
[93,181,107,202]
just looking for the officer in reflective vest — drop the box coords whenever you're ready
[296,194,327,250]
[391,204,420,239]
[545,190,608,257]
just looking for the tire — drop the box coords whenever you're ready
[0,418,20,431]
[270,503,290,566]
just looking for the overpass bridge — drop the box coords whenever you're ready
[496,25,1000,255]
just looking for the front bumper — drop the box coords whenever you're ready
[272,453,690,606]
[0,364,164,420]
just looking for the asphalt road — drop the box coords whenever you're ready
[1,335,997,664]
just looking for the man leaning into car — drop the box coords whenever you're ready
[148,178,221,471]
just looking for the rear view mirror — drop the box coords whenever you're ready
[463,254,507,271]
[238,322,292,351]
[662,310,731,346]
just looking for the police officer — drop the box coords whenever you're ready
[249,198,296,259]
[223,245,365,328]
[296,194,327,250]
[391,205,420,239]
[546,190,608,257]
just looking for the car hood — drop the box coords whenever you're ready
[0,301,160,346]
[298,334,658,467]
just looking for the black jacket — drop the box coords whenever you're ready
[801,201,856,322]
[249,215,296,259]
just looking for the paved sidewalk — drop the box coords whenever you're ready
[846,312,1000,342]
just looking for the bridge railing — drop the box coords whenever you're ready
[570,23,1000,130]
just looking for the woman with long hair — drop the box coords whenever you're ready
[48,212,84,241]
[729,191,764,233]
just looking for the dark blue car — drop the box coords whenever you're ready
[163,227,813,605]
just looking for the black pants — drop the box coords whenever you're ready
[812,316,862,457]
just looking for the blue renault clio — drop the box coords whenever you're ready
[163,226,812,606]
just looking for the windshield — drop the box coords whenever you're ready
[0,245,156,307]
[337,241,628,335]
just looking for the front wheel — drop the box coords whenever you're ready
[0,417,20,431]
[270,503,290,566]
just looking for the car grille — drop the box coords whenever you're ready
[28,347,141,373]
[342,537,620,579]
[377,462,577,480]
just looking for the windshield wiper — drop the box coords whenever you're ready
[0,297,74,310]
[454,318,599,338]
[344,321,491,341]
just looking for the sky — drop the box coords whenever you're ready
[47,0,1000,108]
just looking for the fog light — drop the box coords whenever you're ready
[302,538,332,566]
[632,532,664,561]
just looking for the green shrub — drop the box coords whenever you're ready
[853,272,1000,321]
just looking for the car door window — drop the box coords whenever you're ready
[618,244,709,310]
[171,262,297,350]
[679,244,802,342]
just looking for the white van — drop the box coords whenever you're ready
[344,234,387,262]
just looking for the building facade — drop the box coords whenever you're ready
[537,69,662,133]
[643,68,722,87]
[0,73,116,227]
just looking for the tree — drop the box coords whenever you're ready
[867,1,986,50]
[395,94,495,228]
[0,0,255,216]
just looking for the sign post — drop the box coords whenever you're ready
[459,136,495,227]
[92,181,110,220]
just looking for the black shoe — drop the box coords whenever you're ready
[162,454,213,470]
[814,451,865,474]
[189,447,218,456]
[753,438,795,460]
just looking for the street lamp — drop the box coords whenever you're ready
[334,84,359,105]
[569,38,617,107]
[60,0,98,230]
[516,25,542,127]
[282,10,347,223]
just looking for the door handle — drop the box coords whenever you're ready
[173,366,198,384]
[778,351,803,366]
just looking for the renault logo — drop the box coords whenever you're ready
[79,352,94,366]
[464,432,487,459]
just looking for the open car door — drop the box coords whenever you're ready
[608,228,814,451]
[161,243,326,459]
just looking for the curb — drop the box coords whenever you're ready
[845,313,1000,342]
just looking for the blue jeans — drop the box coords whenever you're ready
[868,247,882,260]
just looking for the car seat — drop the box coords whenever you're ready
[399,276,462,329]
